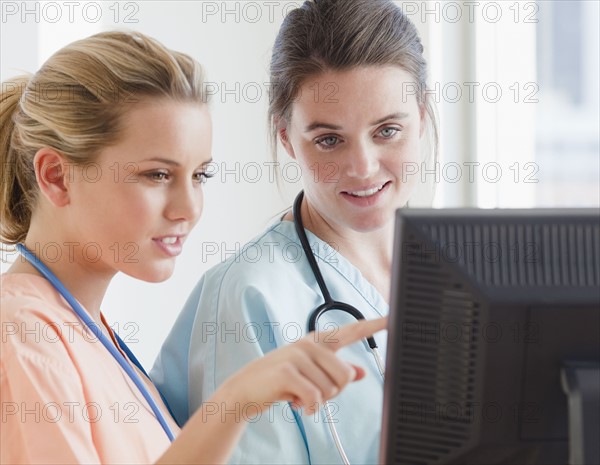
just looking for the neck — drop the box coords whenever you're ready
[9,228,114,326]
[295,200,395,303]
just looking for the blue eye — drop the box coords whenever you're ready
[379,127,400,138]
[316,135,340,149]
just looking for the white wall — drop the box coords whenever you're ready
[1,1,303,366]
[2,1,598,366]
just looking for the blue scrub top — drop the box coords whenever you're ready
[151,220,388,464]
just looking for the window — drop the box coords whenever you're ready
[413,0,598,208]
[535,0,599,207]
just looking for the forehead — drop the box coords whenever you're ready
[290,66,420,123]
[119,99,211,139]
[104,99,212,162]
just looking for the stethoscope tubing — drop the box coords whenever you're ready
[15,243,175,442]
[293,191,383,356]
[292,191,386,465]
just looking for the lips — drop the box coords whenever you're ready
[345,182,388,198]
[152,234,186,257]
[340,181,391,206]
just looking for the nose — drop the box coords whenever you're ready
[165,181,203,224]
[345,140,380,179]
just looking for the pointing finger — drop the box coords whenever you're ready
[316,316,388,352]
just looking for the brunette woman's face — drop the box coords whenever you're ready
[281,66,424,233]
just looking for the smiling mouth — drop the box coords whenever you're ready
[152,236,185,257]
[158,237,178,245]
[346,182,390,198]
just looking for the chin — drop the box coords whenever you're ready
[144,274,173,283]
[125,264,175,283]
[349,213,394,233]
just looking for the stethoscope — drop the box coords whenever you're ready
[15,243,175,442]
[292,191,385,465]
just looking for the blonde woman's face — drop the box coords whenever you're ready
[281,66,424,233]
[66,99,212,282]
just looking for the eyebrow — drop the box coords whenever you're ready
[141,157,214,167]
[304,112,409,132]
[142,157,180,166]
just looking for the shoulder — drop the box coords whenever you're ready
[1,273,78,370]
[202,221,307,290]
[188,222,313,327]
[1,273,72,324]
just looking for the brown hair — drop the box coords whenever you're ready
[0,31,207,245]
[268,0,438,166]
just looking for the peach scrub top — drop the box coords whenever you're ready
[1,273,180,464]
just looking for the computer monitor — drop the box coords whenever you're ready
[380,209,600,465]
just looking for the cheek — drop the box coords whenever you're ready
[386,136,422,170]
[115,189,159,223]
[289,145,332,183]
[90,183,158,231]
[404,136,423,164]
[306,160,339,185]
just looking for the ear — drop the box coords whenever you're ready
[277,119,296,160]
[33,148,72,207]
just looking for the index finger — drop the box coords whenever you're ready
[320,316,388,352]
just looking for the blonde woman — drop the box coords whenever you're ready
[0,31,386,464]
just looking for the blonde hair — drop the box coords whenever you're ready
[0,31,207,245]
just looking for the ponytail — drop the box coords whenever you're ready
[0,76,35,245]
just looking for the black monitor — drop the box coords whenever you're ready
[380,209,600,465]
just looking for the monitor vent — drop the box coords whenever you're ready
[422,222,600,288]
[393,239,481,464]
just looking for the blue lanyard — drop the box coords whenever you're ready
[15,243,175,442]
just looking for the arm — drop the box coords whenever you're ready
[156,318,388,465]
